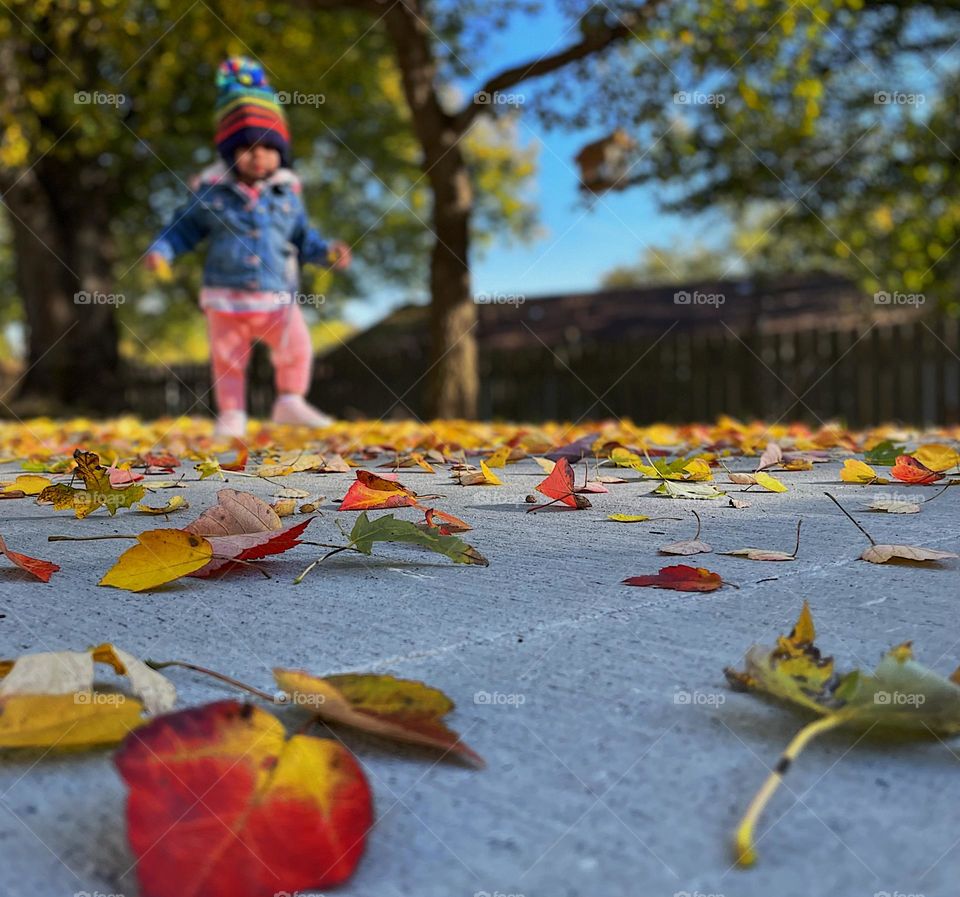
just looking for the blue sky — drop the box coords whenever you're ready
[344,4,728,327]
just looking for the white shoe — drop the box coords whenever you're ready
[214,409,248,438]
[270,394,334,428]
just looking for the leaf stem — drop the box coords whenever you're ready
[791,519,803,558]
[824,491,876,546]
[47,534,138,542]
[734,713,848,866]
[145,659,281,703]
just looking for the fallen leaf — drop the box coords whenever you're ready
[866,497,921,514]
[0,644,175,748]
[891,454,943,485]
[840,459,888,485]
[753,472,787,493]
[659,511,712,555]
[116,700,373,897]
[274,669,483,766]
[912,443,960,473]
[136,496,189,515]
[608,514,650,523]
[861,544,958,564]
[756,442,782,471]
[0,534,59,582]
[484,445,511,468]
[185,488,282,535]
[348,512,488,566]
[194,517,315,578]
[725,602,960,867]
[36,449,145,518]
[623,564,725,592]
[340,470,420,510]
[99,530,213,592]
[653,480,726,500]
[721,521,803,562]
[2,474,52,495]
[423,508,473,535]
[532,457,591,510]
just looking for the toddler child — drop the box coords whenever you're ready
[145,57,350,438]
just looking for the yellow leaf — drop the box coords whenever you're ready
[754,472,787,493]
[99,530,213,592]
[607,514,650,522]
[2,475,52,495]
[682,458,713,481]
[912,443,960,472]
[840,459,883,484]
[136,496,189,515]
[480,460,502,485]
[484,446,511,468]
[0,693,145,748]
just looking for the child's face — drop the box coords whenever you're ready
[234,144,281,182]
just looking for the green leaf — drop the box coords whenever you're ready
[349,513,489,566]
[864,440,907,467]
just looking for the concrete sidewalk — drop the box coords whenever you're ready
[1,456,958,897]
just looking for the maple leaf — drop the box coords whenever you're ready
[725,602,960,866]
[116,700,373,897]
[194,517,315,578]
[530,457,591,510]
[36,449,145,518]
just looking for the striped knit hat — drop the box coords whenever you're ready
[214,57,291,167]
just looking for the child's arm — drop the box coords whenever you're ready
[146,196,211,269]
[291,205,351,270]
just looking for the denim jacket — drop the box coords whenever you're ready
[149,162,329,290]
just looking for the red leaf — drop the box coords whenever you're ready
[622,564,724,592]
[191,517,314,577]
[534,458,590,509]
[0,534,60,582]
[891,454,943,485]
[339,470,419,511]
[221,439,249,472]
[116,700,372,897]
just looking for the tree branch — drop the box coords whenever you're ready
[452,6,652,131]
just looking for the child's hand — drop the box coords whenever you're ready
[327,241,352,271]
[144,252,173,282]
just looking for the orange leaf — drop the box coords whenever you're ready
[116,701,373,897]
[891,454,943,485]
[339,470,419,511]
[0,534,60,582]
[622,564,724,592]
[423,507,473,534]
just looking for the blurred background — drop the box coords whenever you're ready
[1,0,959,425]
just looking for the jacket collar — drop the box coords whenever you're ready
[189,159,301,196]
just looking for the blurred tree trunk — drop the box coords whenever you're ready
[4,163,121,414]
[384,2,478,419]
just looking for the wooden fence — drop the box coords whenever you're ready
[122,312,960,426]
